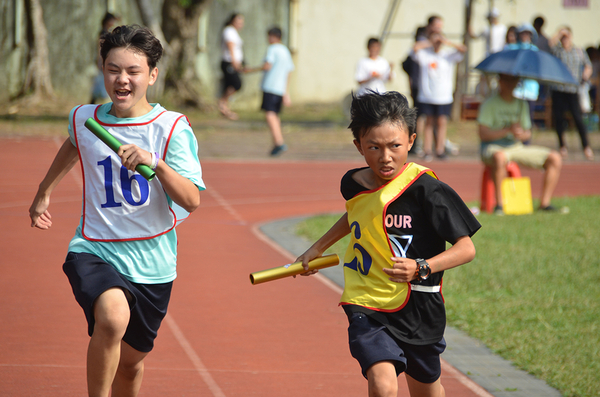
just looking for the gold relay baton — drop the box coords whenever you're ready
[249,254,339,285]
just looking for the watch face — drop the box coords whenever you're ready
[417,261,430,279]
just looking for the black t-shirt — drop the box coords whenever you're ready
[341,167,481,345]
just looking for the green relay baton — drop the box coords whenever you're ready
[84,118,155,181]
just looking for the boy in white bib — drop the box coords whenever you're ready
[29,25,205,396]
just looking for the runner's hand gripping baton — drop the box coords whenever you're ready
[249,254,339,285]
[84,118,156,181]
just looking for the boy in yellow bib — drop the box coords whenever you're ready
[298,91,480,397]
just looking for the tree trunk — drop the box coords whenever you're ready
[135,0,210,108]
[135,0,171,100]
[19,0,54,101]
[161,0,209,108]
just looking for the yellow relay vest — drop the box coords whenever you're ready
[340,162,438,312]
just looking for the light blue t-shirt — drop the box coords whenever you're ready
[261,43,294,96]
[67,103,206,284]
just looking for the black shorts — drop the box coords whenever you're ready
[63,252,172,353]
[221,61,242,92]
[347,312,446,384]
[261,92,283,113]
[419,102,452,117]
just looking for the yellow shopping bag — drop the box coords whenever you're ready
[501,177,533,215]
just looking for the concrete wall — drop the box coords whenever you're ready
[289,0,467,104]
[287,0,600,105]
[0,0,596,107]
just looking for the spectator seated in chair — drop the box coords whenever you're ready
[477,74,562,215]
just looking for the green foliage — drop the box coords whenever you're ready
[296,196,600,397]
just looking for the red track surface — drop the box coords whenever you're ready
[1,137,598,396]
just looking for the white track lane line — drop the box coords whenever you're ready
[162,185,250,396]
[206,188,246,225]
[164,315,226,397]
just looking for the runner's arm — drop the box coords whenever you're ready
[117,144,201,213]
[413,39,432,52]
[154,159,201,212]
[29,138,79,229]
[296,212,350,274]
[384,236,476,282]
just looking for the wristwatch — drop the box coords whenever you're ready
[415,258,431,281]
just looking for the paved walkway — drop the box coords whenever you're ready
[1,130,598,396]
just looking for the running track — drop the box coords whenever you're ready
[1,136,598,396]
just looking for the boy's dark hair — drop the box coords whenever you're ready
[268,26,282,39]
[367,37,380,48]
[100,25,163,69]
[348,91,417,141]
[533,16,544,29]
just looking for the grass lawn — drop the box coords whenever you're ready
[296,196,600,397]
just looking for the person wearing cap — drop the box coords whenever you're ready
[504,23,541,133]
[470,7,507,56]
[504,23,539,51]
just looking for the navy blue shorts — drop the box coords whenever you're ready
[418,102,452,117]
[63,252,172,353]
[261,92,283,113]
[347,312,446,384]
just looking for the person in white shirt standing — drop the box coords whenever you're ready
[469,8,507,56]
[483,8,507,55]
[219,13,245,120]
[412,32,466,160]
[355,38,394,96]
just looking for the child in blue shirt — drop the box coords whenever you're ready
[248,26,295,156]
